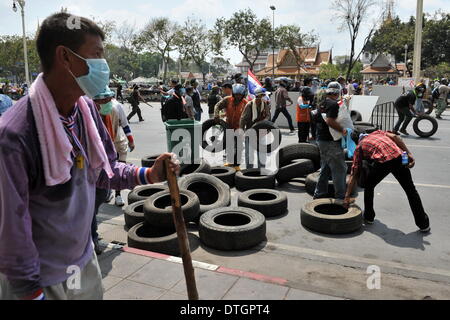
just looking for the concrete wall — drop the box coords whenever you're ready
[371,85,404,104]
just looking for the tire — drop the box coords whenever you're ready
[300,198,363,234]
[124,201,146,229]
[179,173,231,214]
[276,159,316,184]
[249,120,282,153]
[278,143,320,169]
[413,115,438,138]
[354,122,378,134]
[422,99,433,115]
[199,207,266,250]
[127,222,180,256]
[202,119,230,153]
[143,189,200,228]
[210,166,236,188]
[238,189,287,218]
[179,158,211,176]
[350,110,362,122]
[304,171,335,198]
[235,169,276,191]
[141,154,161,168]
[127,184,168,205]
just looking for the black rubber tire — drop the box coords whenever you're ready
[413,115,438,138]
[202,119,230,152]
[141,154,161,168]
[278,143,320,169]
[300,198,363,234]
[237,189,288,218]
[199,207,266,251]
[127,184,168,205]
[350,110,362,122]
[422,99,433,115]
[127,222,180,256]
[235,169,276,191]
[124,200,146,229]
[143,189,200,228]
[304,171,335,198]
[179,159,211,176]
[354,122,379,134]
[178,173,231,214]
[276,159,316,184]
[210,166,236,188]
[249,120,282,153]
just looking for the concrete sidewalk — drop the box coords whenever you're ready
[98,242,344,300]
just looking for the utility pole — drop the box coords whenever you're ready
[412,0,423,84]
[270,6,276,80]
[13,0,30,86]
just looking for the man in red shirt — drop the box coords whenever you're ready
[344,130,430,232]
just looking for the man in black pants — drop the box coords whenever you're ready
[116,83,124,103]
[344,130,430,232]
[393,90,416,135]
[272,80,295,133]
[127,85,145,122]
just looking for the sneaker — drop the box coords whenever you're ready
[393,130,400,135]
[139,118,145,122]
[115,195,125,207]
[364,218,374,225]
[399,129,409,136]
[419,226,431,233]
[436,115,442,119]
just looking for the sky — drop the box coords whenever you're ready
[1,0,449,66]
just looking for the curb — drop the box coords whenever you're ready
[101,241,288,286]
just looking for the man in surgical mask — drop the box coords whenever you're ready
[0,13,179,300]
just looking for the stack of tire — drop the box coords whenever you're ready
[275,143,320,185]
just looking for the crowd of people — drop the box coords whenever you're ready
[0,11,442,301]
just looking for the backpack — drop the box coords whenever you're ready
[432,87,440,99]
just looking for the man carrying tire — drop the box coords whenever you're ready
[313,82,348,200]
[343,131,430,233]
[435,78,450,119]
[393,90,416,135]
[0,13,180,300]
[214,84,248,169]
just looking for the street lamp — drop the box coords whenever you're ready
[12,0,30,86]
[404,44,408,64]
[270,6,276,81]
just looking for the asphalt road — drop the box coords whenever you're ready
[103,100,450,298]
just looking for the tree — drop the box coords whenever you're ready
[332,0,378,81]
[422,12,450,69]
[134,17,179,82]
[319,63,340,79]
[275,25,318,80]
[175,17,214,83]
[216,9,272,72]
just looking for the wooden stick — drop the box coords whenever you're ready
[164,159,199,300]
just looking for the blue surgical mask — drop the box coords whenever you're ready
[99,101,113,115]
[66,47,110,99]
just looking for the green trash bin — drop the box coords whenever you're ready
[164,119,202,164]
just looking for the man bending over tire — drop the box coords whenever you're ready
[0,13,180,300]
[343,131,430,233]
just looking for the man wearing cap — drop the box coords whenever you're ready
[313,82,348,200]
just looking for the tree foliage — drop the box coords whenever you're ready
[332,0,378,81]
[215,9,272,71]
[366,11,450,70]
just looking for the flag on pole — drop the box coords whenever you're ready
[247,69,263,100]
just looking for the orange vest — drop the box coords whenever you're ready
[226,97,248,129]
[296,97,311,123]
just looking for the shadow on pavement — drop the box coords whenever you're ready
[363,220,431,250]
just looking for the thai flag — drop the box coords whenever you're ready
[247,69,263,100]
